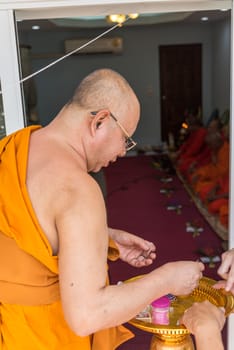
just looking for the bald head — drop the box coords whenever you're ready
[70,68,139,120]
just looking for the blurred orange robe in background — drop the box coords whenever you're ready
[0,126,133,350]
[193,140,229,194]
[207,173,229,228]
[177,127,207,177]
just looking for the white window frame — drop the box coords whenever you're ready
[0,10,25,134]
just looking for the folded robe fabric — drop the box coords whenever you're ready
[0,126,133,350]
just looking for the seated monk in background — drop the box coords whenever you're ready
[190,130,229,195]
[186,116,223,182]
[172,113,207,177]
[199,172,229,228]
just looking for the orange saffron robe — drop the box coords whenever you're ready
[193,141,229,194]
[177,127,207,176]
[0,126,133,350]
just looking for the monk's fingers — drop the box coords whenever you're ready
[226,274,234,292]
[131,255,154,267]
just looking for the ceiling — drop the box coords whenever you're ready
[17,9,230,32]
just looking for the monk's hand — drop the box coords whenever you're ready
[108,228,156,267]
[181,301,225,335]
[213,280,234,295]
[215,249,234,293]
[160,261,204,296]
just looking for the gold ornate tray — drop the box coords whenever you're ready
[125,275,234,335]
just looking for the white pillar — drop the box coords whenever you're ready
[227,2,234,349]
[0,9,25,135]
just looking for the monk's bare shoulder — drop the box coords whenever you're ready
[26,130,104,253]
[27,134,102,212]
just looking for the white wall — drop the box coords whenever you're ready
[19,17,230,147]
[212,17,231,114]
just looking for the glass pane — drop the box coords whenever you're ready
[0,82,6,139]
[19,45,39,126]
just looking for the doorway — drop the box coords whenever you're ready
[159,43,202,145]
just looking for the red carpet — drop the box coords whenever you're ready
[104,154,225,349]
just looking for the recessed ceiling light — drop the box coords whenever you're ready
[201,17,208,21]
[32,25,40,30]
[221,9,228,12]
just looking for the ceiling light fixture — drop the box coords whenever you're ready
[128,13,139,19]
[106,13,139,26]
[32,25,40,30]
[201,16,208,21]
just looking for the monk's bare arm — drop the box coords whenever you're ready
[56,172,204,336]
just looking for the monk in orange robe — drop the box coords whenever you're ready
[0,69,203,350]
[201,172,229,228]
[191,131,229,195]
[0,126,134,350]
[199,172,229,206]
[0,129,199,350]
[186,145,211,183]
[184,117,223,182]
[173,115,208,177]
[177,125,207,177]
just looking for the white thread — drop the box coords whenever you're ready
[0,19,129,95]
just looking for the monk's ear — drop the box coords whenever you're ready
[90,110,110,136]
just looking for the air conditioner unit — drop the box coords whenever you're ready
[64,37,123,55]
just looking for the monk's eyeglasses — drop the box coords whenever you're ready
[90,111,137,152]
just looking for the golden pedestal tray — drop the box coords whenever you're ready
[126,276,234,349]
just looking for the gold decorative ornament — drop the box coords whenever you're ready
[125,276,234,349]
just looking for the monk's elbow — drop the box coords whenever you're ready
[65,312,97,337]
[71,325,93,337]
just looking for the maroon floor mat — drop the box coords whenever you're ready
[104,154,226,349]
